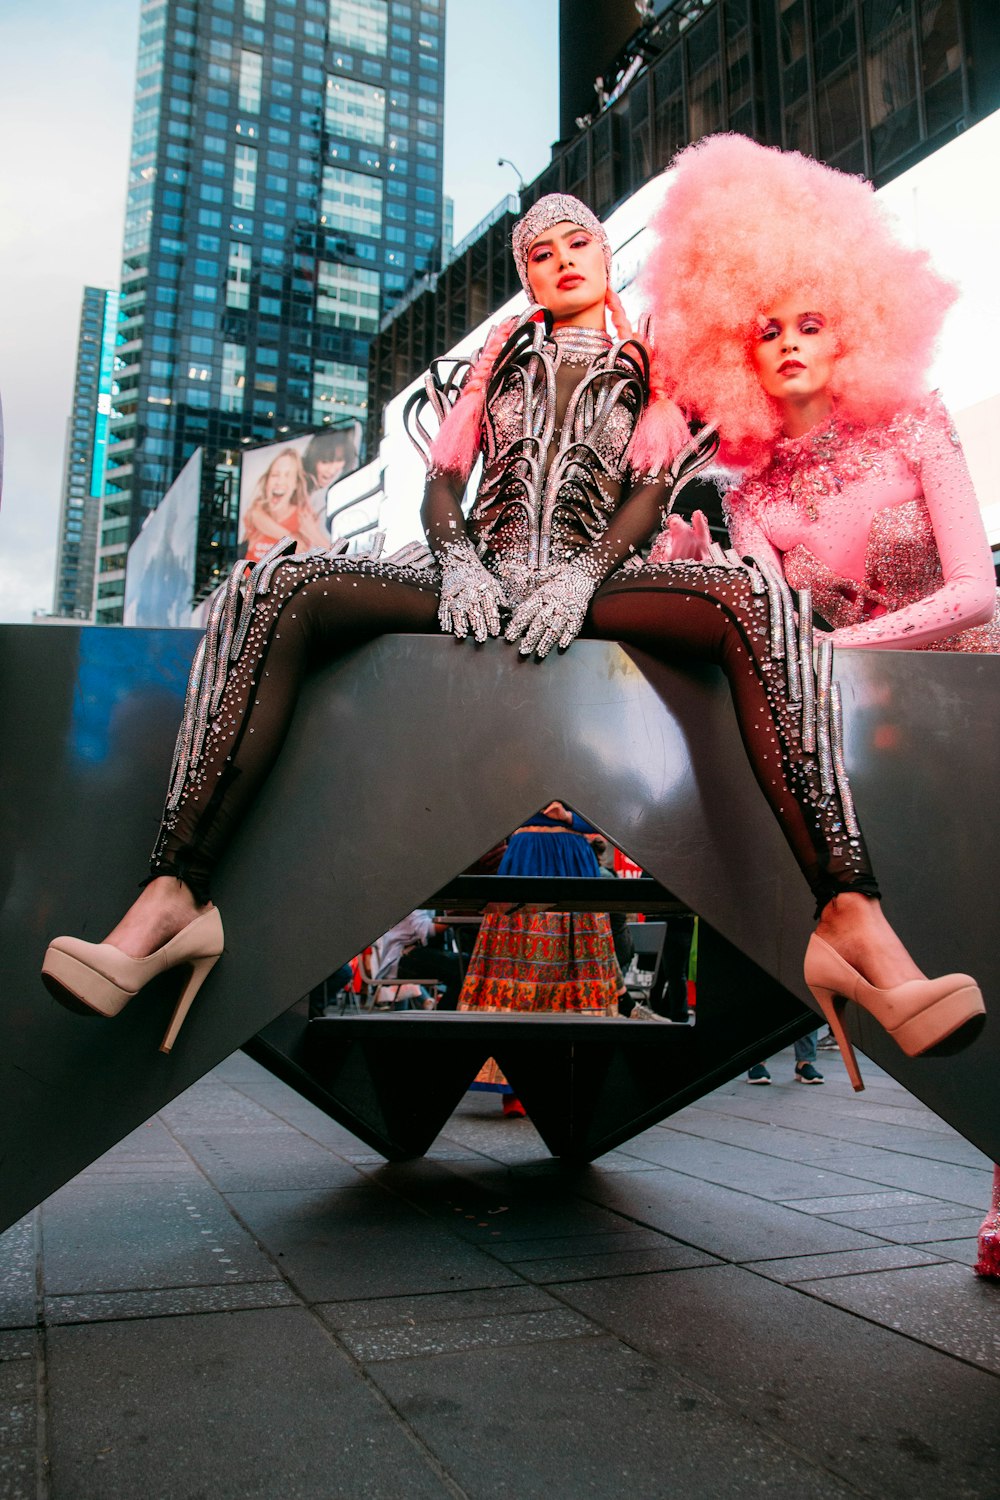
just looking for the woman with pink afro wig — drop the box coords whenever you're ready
[643,132,998,653]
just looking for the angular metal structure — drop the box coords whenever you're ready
[1,625,996,1232]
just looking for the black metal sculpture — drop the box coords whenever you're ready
[0,625,996,1232]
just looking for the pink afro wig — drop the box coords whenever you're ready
[638,133,957,470]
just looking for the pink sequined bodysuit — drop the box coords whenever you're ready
[722,396,999,652]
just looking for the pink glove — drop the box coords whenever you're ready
[648,509,713,565]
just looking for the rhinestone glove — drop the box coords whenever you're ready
[504,560,598,659]
[437,536,506,642]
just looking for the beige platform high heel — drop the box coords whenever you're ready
[41,908,225,1054]
[803,933,984,1092]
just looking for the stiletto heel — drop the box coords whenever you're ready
[42,909,224,1050]
[160,951,218,1053]
[806,984,864,1092]
[804,933,984,1091]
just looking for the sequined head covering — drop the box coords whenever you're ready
[511,194,612,299]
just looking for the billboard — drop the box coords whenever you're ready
[123,448,201,627]
[238,423,362,561]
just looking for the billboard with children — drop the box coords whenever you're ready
[237,423,362,562]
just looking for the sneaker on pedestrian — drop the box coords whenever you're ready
[630,1001,669,1022]
[746,1063,771,1084]
[817,1029,838,1051]
[795,1062,825,1084]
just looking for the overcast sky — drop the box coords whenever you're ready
[0,0,558,623]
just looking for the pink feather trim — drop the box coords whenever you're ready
[626,394,691,475]
[428,387,485,478]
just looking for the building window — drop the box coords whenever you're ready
[324,76,385,146]
[222,343,246,410]
[233,144,258,208]
[312,359,367,425]
[226,242,252,307]
[316,261,380,331]
[239,49,262,112]
[328,0,387,57]
[321,165,383,235]
[865,1,916,126]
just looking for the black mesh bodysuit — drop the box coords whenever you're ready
[150,314,878,910]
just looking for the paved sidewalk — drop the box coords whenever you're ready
[2,1046,998,1499]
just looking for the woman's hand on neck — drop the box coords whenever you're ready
[778,390,835,439]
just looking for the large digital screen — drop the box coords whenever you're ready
[123,448,201,627]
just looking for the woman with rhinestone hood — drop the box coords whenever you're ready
[43,192,984,1088]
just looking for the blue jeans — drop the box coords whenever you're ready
[794,1030,818,1064]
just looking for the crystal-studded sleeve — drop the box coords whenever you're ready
[830,398,995,649]
[724,486,786,573]
[420,464,473,559]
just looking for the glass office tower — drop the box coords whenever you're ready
[52,287,119,621]
[96,0,445,623]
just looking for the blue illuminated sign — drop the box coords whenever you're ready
[90,291,119,498]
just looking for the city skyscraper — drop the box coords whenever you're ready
[52,287,118,621]
[96,0,446,624]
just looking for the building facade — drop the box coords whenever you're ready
[370,0,999,436]
[51,287,118,621]
[96,0,446,624]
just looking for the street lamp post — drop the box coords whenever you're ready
[497,157,525,201]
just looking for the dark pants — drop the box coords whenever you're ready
[397,945,464,1010]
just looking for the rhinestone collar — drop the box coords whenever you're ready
[551,326,612,366]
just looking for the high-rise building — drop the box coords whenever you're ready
[52,287,118,621]
[96,0,446,624]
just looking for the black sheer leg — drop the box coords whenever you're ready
[151,552,440,899]
[589,561,879,910]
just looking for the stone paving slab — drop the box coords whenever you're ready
[620,1123,992,1208]
[0,1332,38,1500]
[614,1122,890,1200]
[0,1218,35,1331]
[44,1279,300,1325]
[340,1304,600,1363]
[0,1371,36,1500]
[779,1190,944,1214]
[371,1161,641,1246]
[167,1128,367,1194]
[555,1265,1000,1499]
[40,1178,280,1295]
[484,1227,669,1263]
[368,1333,860,1500]
[226,1186,524,1303]
[744,1244,946,1283]
[682,1089,989,1164]
[809,1198,981,1226]
[846,1214,987,1245]
[578,1164,890,1261]
[499,1241,719,1285]
[45,1307,453,1500]
[803,1262,1000,1375]
[320,1284,557,1332]
[919,1236,980,1266]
